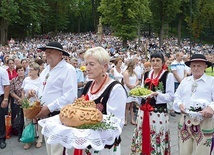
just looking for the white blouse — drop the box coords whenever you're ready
[87,79,127,126]
[113,67,123,83]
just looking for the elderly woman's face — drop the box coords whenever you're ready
[85,56,105,79]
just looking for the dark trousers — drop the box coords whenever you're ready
[174,82,180,92]
[0,95,6,142]
[11,104,24,137]
[9,95,15,120]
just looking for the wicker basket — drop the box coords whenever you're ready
[23,106,42,119]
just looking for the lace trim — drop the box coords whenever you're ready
[38,115,122,150]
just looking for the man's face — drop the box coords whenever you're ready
[42,54,46,61]
[71,61,78,68]
[190,61,207,79]
[15,58,21,66]
[177,53,183,62]
[45,49,62,65]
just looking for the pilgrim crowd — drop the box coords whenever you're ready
[0,32,214,155]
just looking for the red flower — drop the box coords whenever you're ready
[150,130,156,135]
[156,136,161,144]
[165,132,169,142]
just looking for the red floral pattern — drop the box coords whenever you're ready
[130,110,171,155]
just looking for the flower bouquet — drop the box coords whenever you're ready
[21,97,42,119]
[185,99,209,125]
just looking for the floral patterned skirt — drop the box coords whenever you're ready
[130,110,170,155]
[67,145,121,155]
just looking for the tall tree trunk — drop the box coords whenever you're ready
[0,18,8,46]
[159,23,164,47]
[91,0,99,32]
[78,17,81,34]
[91,0,96,31]
[122,39,127,48]
[137,22,141,46]
[165,23,169,38]
[148,23,151,37]
[178,14,182,46]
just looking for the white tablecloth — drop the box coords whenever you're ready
[38,115,122,150]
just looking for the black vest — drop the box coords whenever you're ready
[142,71,169,113]
[82,81,123,114]
[82,80,123,149]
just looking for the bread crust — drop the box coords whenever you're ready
[59,98,103,127]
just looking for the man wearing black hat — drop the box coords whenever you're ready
[30,41,77,155]
[173,54,214,155]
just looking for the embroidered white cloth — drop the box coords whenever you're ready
[38,115,122,150]
[185,99,210,122]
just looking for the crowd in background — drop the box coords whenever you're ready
[0,32,213,152]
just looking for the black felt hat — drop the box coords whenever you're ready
[38,42,69,56]
[185,54,212,67]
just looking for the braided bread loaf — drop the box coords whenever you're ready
[59,98,103,127]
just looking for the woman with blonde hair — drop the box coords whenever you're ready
[123,60,139,125]
[68,46,127,155]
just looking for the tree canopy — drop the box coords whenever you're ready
[0,0,213,46]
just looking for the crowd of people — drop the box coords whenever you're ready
[0,32,213,155]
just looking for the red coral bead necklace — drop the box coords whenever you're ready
[90,74,107,94]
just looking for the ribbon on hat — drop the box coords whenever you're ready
[140,98,154,154]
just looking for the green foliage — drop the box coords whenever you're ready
[155,82,164,92]
[206,67,214,76]
[20,97,30,109]
[189,106,202,112]
[98,0,151,46]
[149,0,181,31]
[0,0,19,24]
[69,0,93,32]
[0,0,213,44]
[77,114,117,131]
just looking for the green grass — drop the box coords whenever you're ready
[206,67,214,76]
